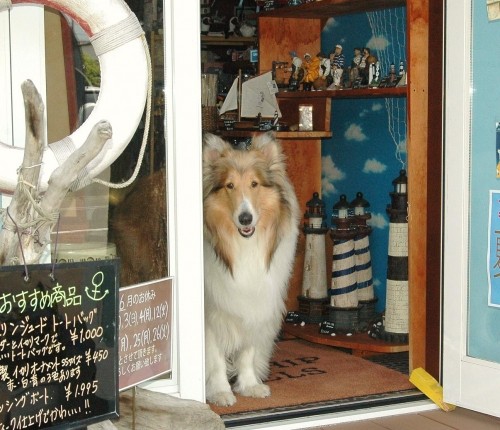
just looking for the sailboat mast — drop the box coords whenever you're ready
[237,69,242,122]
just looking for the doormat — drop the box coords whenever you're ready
[209,339,414,416]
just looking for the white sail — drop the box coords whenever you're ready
[219,76,239,115]
[241,72,281,118]
[218,72,282,119]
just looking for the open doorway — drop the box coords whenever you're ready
[199,0,443,425]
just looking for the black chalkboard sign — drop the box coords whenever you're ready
[285,311,301,323]
[319,320,336,335]
[0,260,119,429]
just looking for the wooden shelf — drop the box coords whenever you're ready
[283,322,409,357]
[201,35,257,46]
[276,131,332,139]
[278,86,407,99]
[327,86,407,99]
[258,0,406,19]
[216,130,332,139]
[277,91,334,99]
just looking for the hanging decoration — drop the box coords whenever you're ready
[0,0,151,193]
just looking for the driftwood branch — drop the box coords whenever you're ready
[0,80,112,267]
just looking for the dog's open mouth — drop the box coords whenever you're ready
[238,227,255,238]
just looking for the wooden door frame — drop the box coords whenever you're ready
[407,0,443,379]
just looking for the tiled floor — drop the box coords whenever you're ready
[310,407,500,429]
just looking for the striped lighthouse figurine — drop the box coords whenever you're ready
[383,170,409,343]
[298,192,329,323]
[328,194,361,332]
[350,192,377,329]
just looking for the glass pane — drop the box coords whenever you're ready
[467,0,500,363]
[41,7,168,287]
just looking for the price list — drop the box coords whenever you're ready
[0,261,118,429]
[118,278,172,391]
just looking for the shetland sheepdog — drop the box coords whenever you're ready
[203,132,300,407]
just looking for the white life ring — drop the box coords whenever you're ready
[0,0,149,193]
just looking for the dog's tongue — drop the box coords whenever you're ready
[238,227,255,238]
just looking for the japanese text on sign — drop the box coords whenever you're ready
[0,261,118,429]
[488,191,500,307]
[118,278,172,391]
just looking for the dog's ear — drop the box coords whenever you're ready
[251,132,284,165]
[203,133,233,163]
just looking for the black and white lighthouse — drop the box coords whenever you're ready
[328,194,360,332]
[383,169,409,342]
[350,192,377,328]
[298,192,329,323]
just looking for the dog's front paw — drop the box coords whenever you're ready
[235,383,271,399]
[207,391,237,407]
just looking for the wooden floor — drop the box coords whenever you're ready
[311,407,500,429]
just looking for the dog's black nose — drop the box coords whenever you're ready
[239,212,253,226]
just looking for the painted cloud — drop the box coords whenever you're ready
[344,123,367,142]
[366,35,390,51]
[322,155,345,196]
[363,158,387,174]
[368,212,389,229]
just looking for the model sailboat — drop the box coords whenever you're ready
[219,71,282,124]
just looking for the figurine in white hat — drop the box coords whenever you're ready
[329,44,345,89]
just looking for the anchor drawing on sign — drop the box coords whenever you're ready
[85,271,109,301]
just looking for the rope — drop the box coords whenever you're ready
[49,136,93,191]
[92,34,153,189]
[1,170,59,275]
[49,214,61,281]
[50,136,76,164]
[1,168,58,264]
[366,9,407,170]
[6,207,30,281]
[90,13,144,57]
[50,33,152,190]
[11,171,59,230]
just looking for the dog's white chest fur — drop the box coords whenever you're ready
[204,232,294,324]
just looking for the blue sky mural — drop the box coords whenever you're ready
[320,8,407,312]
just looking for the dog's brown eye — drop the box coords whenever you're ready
[251,181,258,188]
[226,183,234,190]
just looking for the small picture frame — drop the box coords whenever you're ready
[299,105,313,131]
[249,49,258,63]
